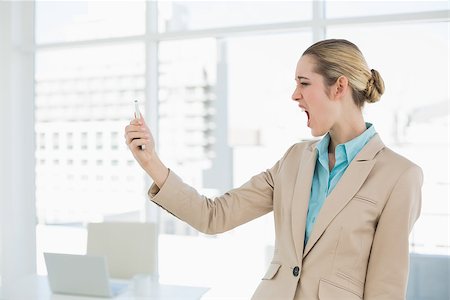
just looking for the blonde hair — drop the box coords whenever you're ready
[303,39,385,107]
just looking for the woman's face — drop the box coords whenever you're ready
[291,55,340,137]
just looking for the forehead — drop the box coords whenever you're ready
[295,55,318,79]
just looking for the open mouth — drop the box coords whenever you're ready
[300,107,311,127]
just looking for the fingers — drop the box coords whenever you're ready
[125,124,143,134]
[129,137,149,149]
[125,116,151,150]
[125,131,149,145]
[130,118,142,126]
[125,121,148,135]
[137,114,147,124]
[130,114,147,126]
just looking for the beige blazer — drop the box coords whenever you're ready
[149,134,423,300]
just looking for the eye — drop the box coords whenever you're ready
[300,82,310,86]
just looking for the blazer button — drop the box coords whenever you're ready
[293,266,300,277]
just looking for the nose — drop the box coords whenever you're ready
[291,86,302,102]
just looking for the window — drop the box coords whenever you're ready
[52,133,59,150]
[158,38,218,236]
[66,132,73,150]
[38,132,46,150]
[35,1,145,44]
[110,132,119,150]
[80,132,88,150]
[35,9,147,274]
[95,132,103,149]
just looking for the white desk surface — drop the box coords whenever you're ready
[5,275,209,300]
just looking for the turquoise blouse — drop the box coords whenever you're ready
[304,123,376,245]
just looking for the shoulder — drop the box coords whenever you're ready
[375,146,423,185]
[274,139,319,170]
[378,146,422,172]
[285,139,319,156]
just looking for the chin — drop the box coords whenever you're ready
[310,127,328,137]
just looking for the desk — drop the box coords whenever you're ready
[6,275,209,300]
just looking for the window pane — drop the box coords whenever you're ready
[227,32,313,161]
[326,0,448,18]
[158,38,217,236]
[35,42,146,273]
[35,1,145,44]
[35,42,146,223]
[227,31,313,195]
[158,1,312,32]
[327,22,449,255]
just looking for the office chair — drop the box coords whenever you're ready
[87,222,158,279]
[407,253,449,300]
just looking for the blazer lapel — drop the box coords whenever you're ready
[303,134,385,258]
[291,142,318,263]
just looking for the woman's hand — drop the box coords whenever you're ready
[124,116,155,168]
[124,116,169,188]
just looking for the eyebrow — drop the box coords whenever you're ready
[296,76,310,80]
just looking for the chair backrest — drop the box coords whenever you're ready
[87,222,158,279]
[407,253,450,300]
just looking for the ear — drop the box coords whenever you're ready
[332,75,349,100]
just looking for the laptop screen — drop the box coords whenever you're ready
[44,252,115,297]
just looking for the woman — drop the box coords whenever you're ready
[124,39,423,300]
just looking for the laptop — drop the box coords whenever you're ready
[44,252,127,298]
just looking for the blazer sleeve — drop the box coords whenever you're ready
[148,144,297,235]
[364,165,423,299]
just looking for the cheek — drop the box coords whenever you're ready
[313,101,337,127]
[312,99,331,116]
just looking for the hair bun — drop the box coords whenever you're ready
[365,69,385,103]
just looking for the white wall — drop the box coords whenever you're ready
[0,1,36,297]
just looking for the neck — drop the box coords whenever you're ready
[328,114,366,154]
